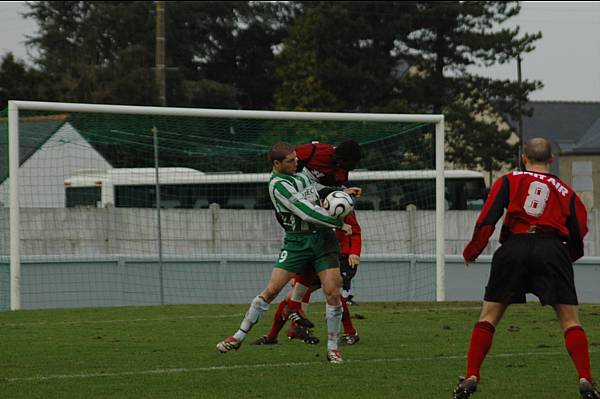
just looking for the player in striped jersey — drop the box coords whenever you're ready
[252,209,362,346]
[216,142,360,363]
[250,140,363,346]
[453,138,598,399]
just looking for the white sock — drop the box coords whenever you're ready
[325,304,342,350]
[233,296,269,341]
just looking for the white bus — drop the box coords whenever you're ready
[64,168,487,210]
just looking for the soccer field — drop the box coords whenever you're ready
[1,302,599,398]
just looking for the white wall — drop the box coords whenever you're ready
[1,208,598,257]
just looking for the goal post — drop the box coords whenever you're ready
[8,101,21,310]
[5,100,445,310]
[435,119,445,302]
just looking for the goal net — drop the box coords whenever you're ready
[0,102,444,310]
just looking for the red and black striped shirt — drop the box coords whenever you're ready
[295,142,348,186]
[463,170,588,262]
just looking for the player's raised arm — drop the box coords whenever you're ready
[271,179,342,229]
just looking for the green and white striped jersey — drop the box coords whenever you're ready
[269,169,343,232]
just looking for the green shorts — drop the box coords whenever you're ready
[275,230,340,274]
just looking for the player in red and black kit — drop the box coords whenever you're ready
[453,138,598,399]
[252,140,363,345]
[295,140,361,186]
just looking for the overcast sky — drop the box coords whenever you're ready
[1,1,599,102]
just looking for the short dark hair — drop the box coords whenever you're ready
[268,141,295,164]
[524,138,552,163]
[334,140,361,162]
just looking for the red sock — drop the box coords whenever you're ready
[565,326,592,381]
[341,297,356,335]
[466,321,495,381]
[302,290,312,303]
[267,299,288,339]
[287,298,302,312]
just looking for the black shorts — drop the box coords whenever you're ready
[484,234,578,306]
[340,255,358,291]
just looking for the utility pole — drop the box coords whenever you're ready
[155,1,166,106]
[517,55,523,170]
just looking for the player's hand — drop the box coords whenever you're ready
[348,254,360,268]
[341,223,352,236]
[344,187,362,198]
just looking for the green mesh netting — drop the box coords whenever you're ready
[0,108,443,308]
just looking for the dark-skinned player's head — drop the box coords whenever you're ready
[334,140,361,171]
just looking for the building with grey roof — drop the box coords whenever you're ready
[506,101,600,209]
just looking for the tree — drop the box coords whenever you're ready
[444,98,514,184]
[0,52,45,109]
[399,1,542,176]
[192,1,294,110]
[23,2,158,105]
[15,1,541,178]
[23,1,291,109]
[274,2,416,113]
[274,1,541,177]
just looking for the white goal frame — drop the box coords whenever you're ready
[7,100,445,310]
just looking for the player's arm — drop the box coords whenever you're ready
[345,211,362,267]
[565,193,589,262]
[463,175,509,264]
[272,180,343,229]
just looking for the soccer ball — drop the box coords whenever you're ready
[323,191,354,219]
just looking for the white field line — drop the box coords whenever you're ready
[4,350,598,383]
[0,306,486,327]
[0,313,247,327]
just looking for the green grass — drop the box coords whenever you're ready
[1,302,599,398]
